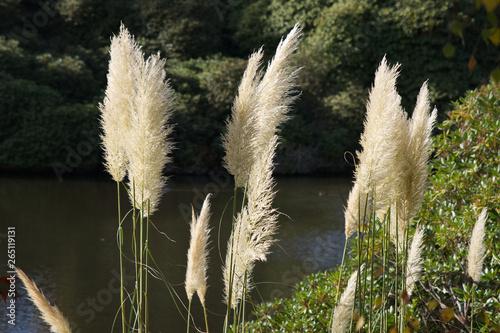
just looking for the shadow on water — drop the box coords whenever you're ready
[0,175,351,332]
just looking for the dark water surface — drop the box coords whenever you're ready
[0,175,351,333]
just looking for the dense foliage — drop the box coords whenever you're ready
[0,0,499,175]
[237,80,500,332]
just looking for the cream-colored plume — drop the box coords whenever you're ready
[100,23,141,182]
[222,24,302,308]
[406,227,424,296]
[126,49,174,215]
[100,24,174,215]
[331,267,361,333]
[185,194,212,306]
[467,207,488,283]
[15,267,72,333]
[223,211,255,308]
[253,23,302,156]
[391,83,437,243]
[355,56,408,217]
[223,23,301,188]
[222,49,263,188]
[344,182,372,239]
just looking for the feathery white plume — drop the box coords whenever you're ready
[15,267,72,333]
[406,227,424,296]
[222,24,302,308]
[185,194,212,306]
[355,56,408,217]
[222,49,263,188]
[393,82,437,241]
[126,50,174,216]
[331,266,362,333]
[467,207,488,283]
[100,24,141,182]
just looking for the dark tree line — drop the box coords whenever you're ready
[0,0,498,176]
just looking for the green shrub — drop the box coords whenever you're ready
[414,80,500,331]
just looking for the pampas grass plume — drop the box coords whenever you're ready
[15,267,72,333]
[185,194,212,306]
[222,49,263,188]
[100,24,174,215]
[467,207,488,283]
[355,56,408,215]
[406,227,424,296]
[222,24,302,308]
[100,23,141,182]
[126,50,174,215]
[331,267,361,333]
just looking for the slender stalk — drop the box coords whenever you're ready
[186,298,192,333]
[394,212,400,332]
[241,270,248,333]
[139,201,144,333]
[224,187,238,333]
[117,181,126,333]
[368,206,376,333]
[145,204,150,331]
[131,183,139,331]
[203,305,209,333]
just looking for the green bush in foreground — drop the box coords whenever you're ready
[238,80,500,332]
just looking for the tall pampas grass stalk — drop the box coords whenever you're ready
[100,23,174,333]
[467,207,488,283]
[222,24,301,332]
[15,267,72,333]
[185,194,212,333]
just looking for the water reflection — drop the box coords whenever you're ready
[0,175,351,332]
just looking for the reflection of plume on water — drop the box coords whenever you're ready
[0,267,55,333]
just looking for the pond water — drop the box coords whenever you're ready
[0,174,351,333]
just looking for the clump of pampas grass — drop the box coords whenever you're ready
[100,23,174,216]
[345,57,436,243]
[339,57,436,332]
[15,267,72,333]
[222,24,302,309]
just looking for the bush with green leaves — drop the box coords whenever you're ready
[237,80,500,332]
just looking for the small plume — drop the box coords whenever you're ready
[406,227,424,296]
[185,194,212,306]
[15,267,72,333]
[467,208,488,283]
[331,267,362,333]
